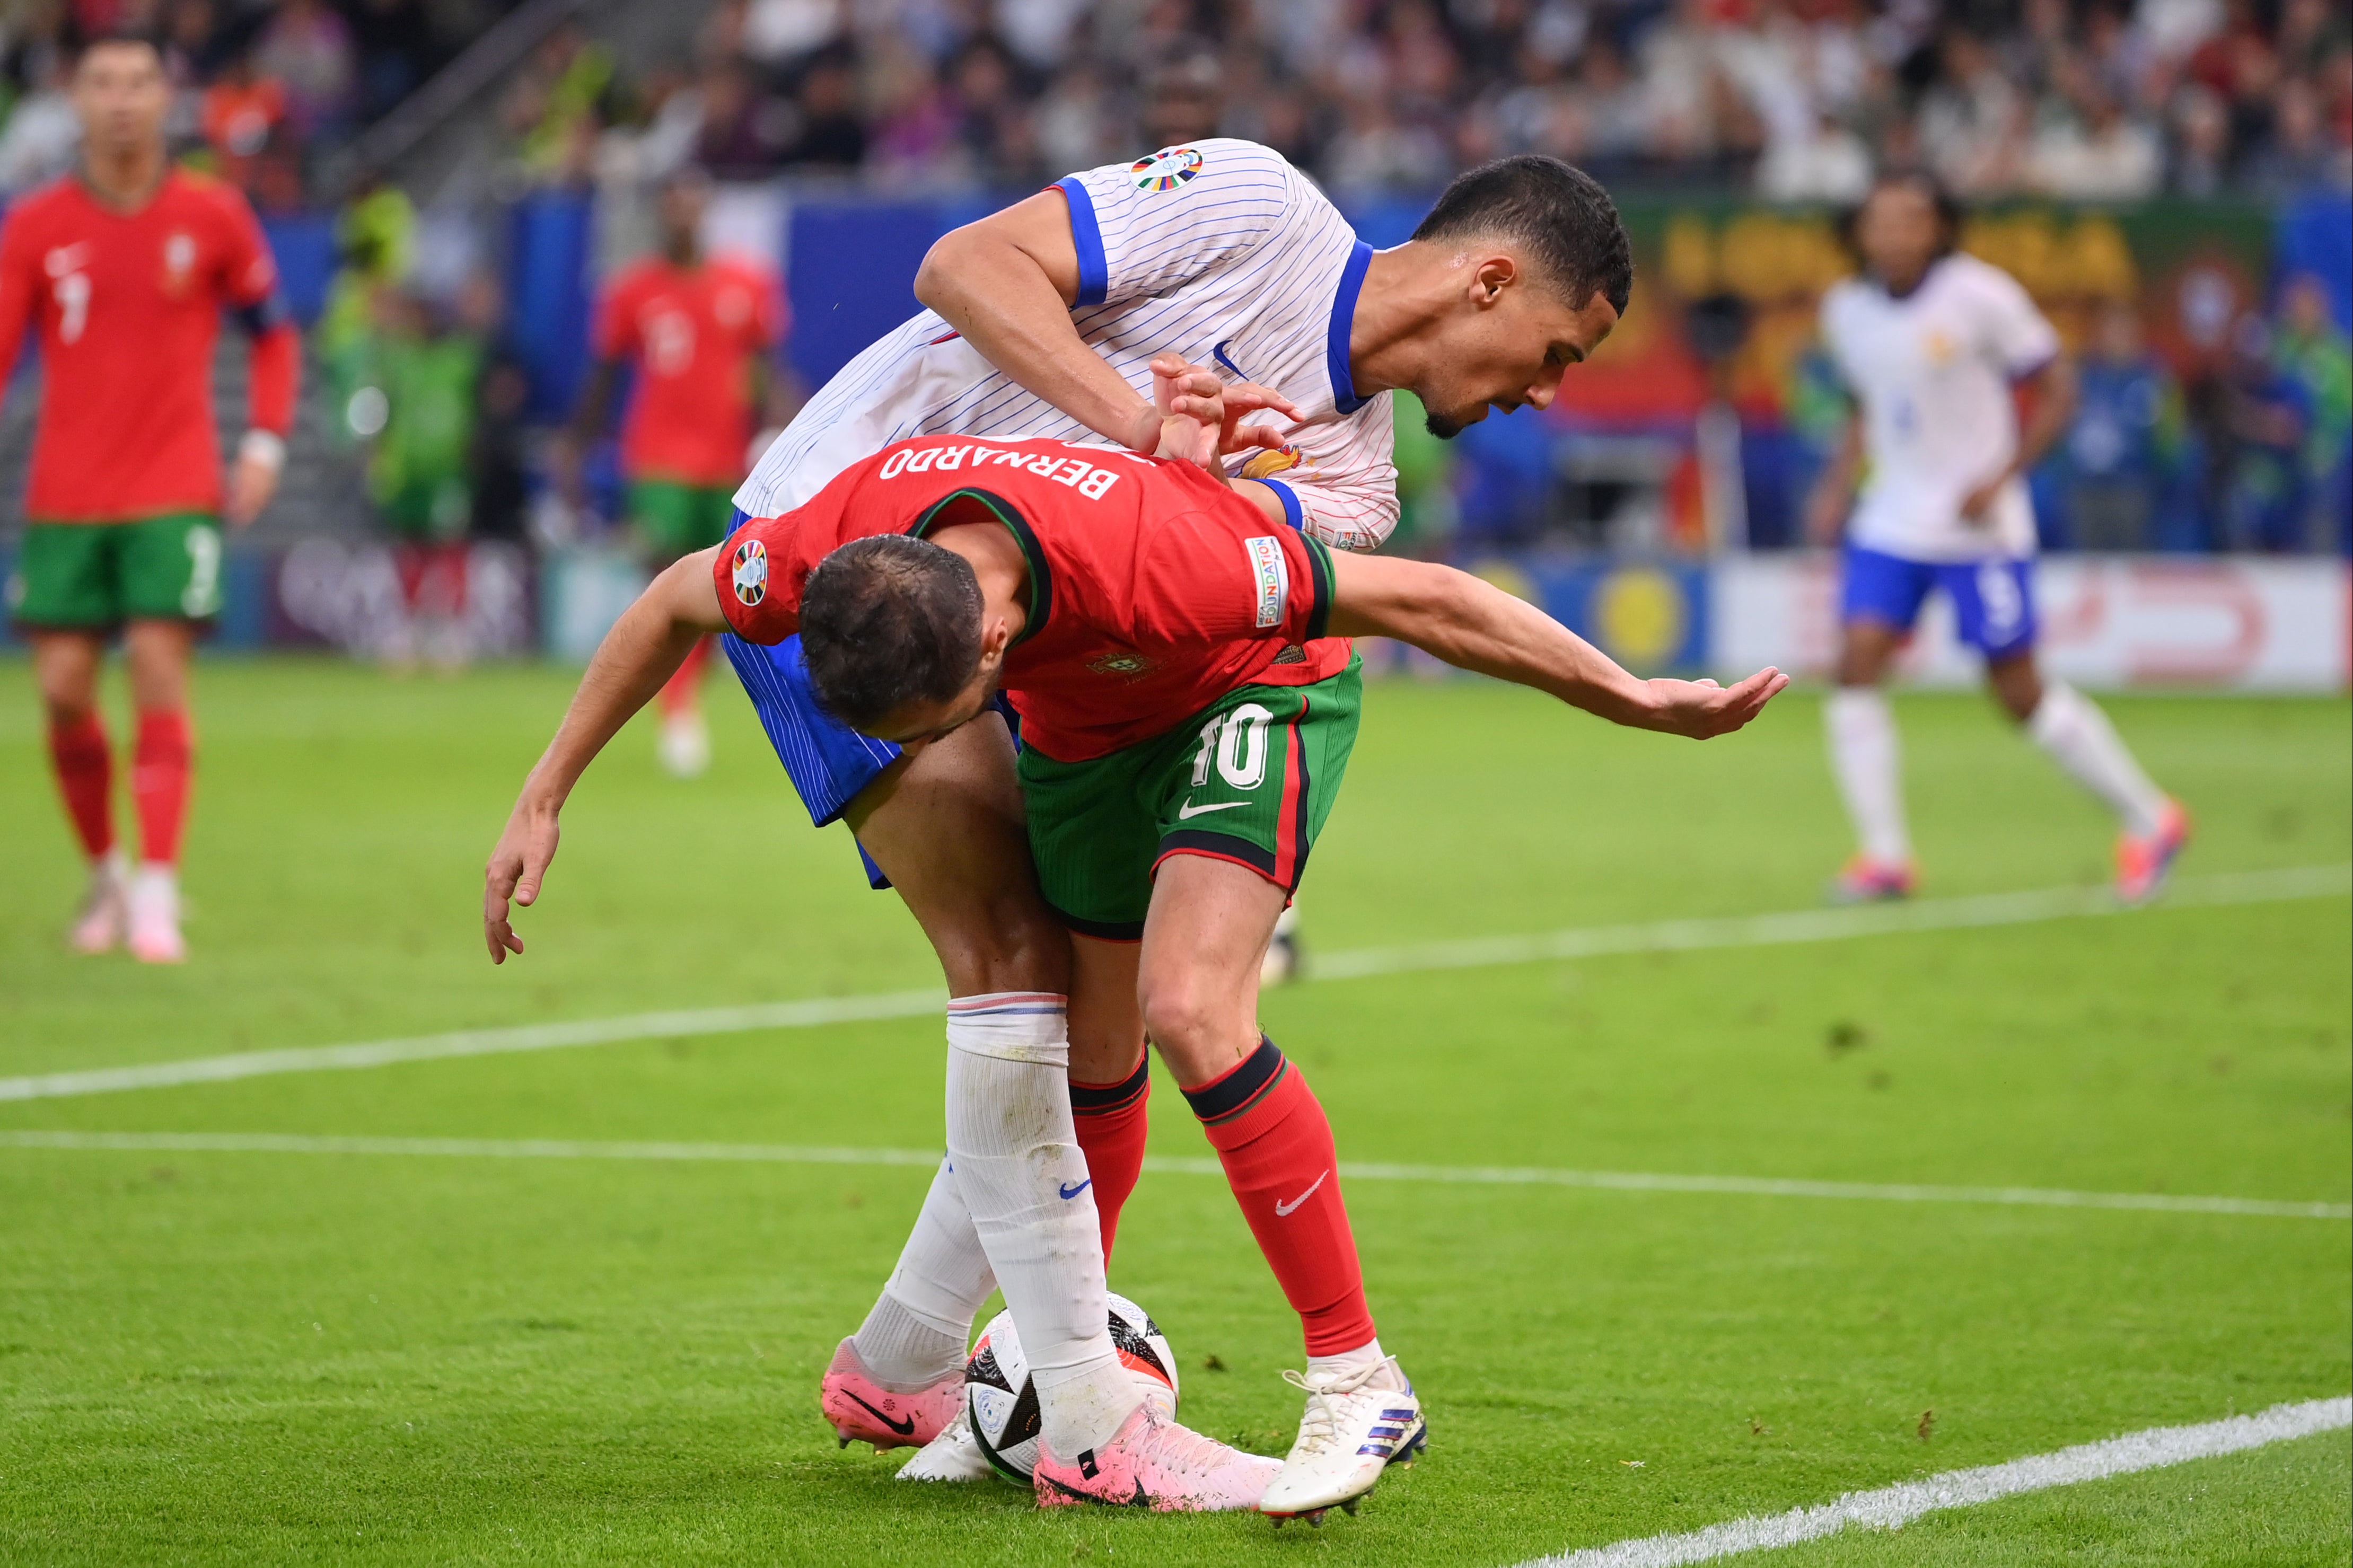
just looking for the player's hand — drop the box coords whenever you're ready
[224,449,280,528]
[1957,471,2010,525]
[484,792,561,963]
[1210,381,1302,461]
[1802,483,1847,546]
[1638,667,1790,739]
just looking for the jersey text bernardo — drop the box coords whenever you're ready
[714,434,1345,762]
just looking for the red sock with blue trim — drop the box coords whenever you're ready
[1182,1035,1375,1356]
[1069,1053,1150,1265]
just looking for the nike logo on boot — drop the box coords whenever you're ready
[842,1391,916,1435]
[1274,1169,1329,1217]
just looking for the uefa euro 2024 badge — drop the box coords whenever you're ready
[1131,146,1204,192]
[731,538,767,607]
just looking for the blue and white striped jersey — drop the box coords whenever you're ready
[734,139,1399,553]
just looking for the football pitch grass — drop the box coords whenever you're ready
[1,656,2346,1566]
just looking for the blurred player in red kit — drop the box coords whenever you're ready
[0,31,298,962]
[563,167,785,776]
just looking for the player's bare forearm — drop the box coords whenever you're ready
[529,550,728,803]
[2013,355,2077,474]
[1805,409,1863,545]
[484,550,728,961]
[1325,553,1787,738]
[916,191,1158,451]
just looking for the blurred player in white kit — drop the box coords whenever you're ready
[1807,172,2189,905]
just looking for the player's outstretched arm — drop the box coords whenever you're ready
[1324,552,1788,738]
[482,549,730,962]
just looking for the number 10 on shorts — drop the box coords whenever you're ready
[1192,702,1276,791]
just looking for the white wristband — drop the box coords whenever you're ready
[239,429,287,472]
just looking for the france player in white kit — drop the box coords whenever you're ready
[486,143,1635,1515]
[1807,173,2188,905]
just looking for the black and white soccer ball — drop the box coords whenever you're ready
[964,1291,1179,1483]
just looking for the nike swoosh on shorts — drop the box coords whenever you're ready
[1175,799,1250,819]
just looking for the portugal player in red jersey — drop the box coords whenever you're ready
[0,32,298,963]
[483,412,1786,1514]
[564,168,784,776]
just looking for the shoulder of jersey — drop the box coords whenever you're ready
[4,175,83,225]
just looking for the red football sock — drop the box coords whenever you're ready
[1070,1053,1151,1265]
[47,712,115,860]
[658,635,712,720]
[1183,1036,1375,1356]
[132,709,194,867]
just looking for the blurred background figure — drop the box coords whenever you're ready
[364,285,481,671]
[560,165,785,777]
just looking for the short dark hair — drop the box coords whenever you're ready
[1839,169,1964,261]
[800,534,985,733]
[1412,155,1633,316]
[74,28,164,66]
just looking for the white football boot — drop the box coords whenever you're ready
[894,1406,994,1482]
[126,864,187,965]
[1259,1358,1426,1523]
[658,710,711,778]
[69,851,129,954]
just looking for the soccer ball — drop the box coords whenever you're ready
[964,1292,1179,1483]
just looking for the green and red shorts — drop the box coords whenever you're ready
[8,514,224,628]
[1017,656,1363,940]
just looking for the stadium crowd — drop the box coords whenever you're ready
[507,0,2353,201]
[0,0,513,202]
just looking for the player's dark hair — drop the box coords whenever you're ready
[73,27,164,66]
[800,535,986,734]
[1838,169,1964,264]
[1411,155,1633,315]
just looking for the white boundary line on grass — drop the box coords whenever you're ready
[1519,1396,2352,1568]
[1,1130,2343,1220]
[2,863,2343,1108]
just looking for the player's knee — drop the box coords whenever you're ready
[1137,972,1232,1063]
[932,901,1069,997]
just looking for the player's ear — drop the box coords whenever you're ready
[1471,256,1517,309]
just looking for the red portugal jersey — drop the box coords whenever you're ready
[594,257,783,487]
[0,169,291,522]
[714,435,1351,762]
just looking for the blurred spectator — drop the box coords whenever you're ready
[364,286,484,668]
[198,48,299,206]
[2212,315,2314,551]
[349,0,434,121]
[2049,299,2185,549]
[0,48,77,193]
[1756,104,1872,204]
[2272,272,2352,549]
[253,0,357,139]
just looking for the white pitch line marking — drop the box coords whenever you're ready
[0,1131,2342,1219]
[1,864,2342,1106]
[1518,1396,2352,1568]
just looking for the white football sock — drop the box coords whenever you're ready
[943,993,1135,1459]
[2029,682,2167,838]
[1306,1336,1403,1389]
[1825,686,1911,864]
[851,1155,993,1389]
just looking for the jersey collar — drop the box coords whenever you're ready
[909,487,1051,648]
[1326,239,1375,416]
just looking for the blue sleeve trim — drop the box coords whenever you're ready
[1262,477,1304,531]
[1325,239,1374,415]
[1056,175,1108,307]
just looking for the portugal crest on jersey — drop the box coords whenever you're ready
[731,538,768,606]
[1131,146,1204,192]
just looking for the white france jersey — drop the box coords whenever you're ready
[735,138,1399,552]
[1820,252,2060,562]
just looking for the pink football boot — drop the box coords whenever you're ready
[1033,1401,1283,1512]
[819,1337,963,1452]
[1827,855,1916,905]
[2115,799,2191,905]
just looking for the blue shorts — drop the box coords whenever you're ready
[719,507,1020,891]
[1840,545,2037,658]
[719,506,900,887]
